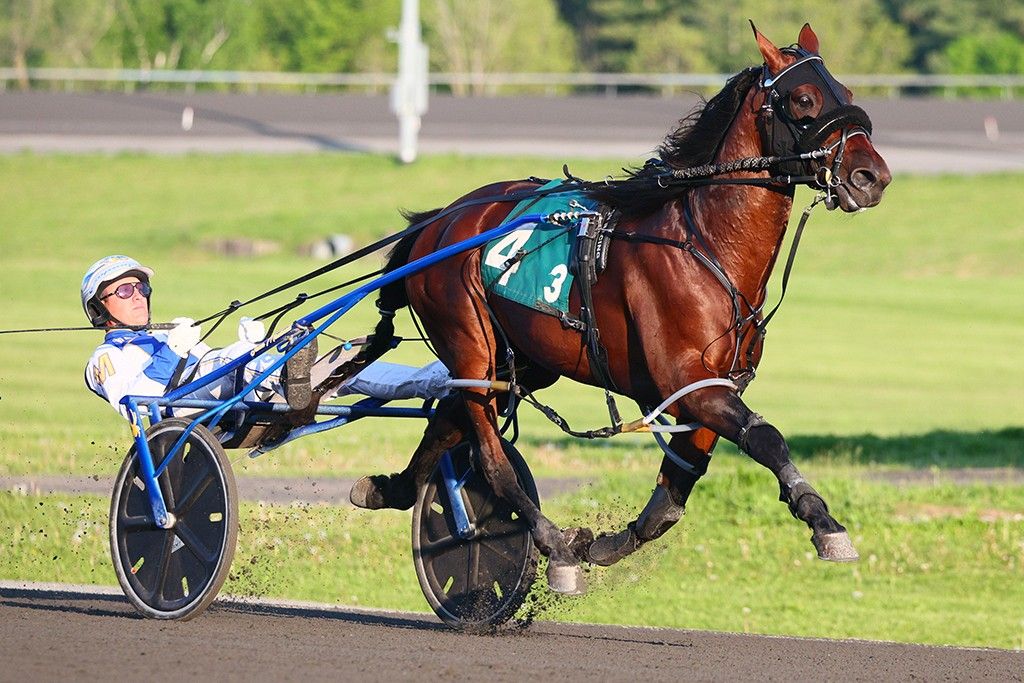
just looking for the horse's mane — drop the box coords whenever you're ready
[588,67,761,216]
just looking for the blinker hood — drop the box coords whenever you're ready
[759,47,873,173]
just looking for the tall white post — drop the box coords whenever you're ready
[391,0,428,163]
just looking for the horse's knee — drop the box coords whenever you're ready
[738,422,791,472]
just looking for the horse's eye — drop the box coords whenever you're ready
[797,94,813,110]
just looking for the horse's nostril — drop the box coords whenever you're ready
[850,168,877,191]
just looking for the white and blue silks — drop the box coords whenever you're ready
[85,329,451,419]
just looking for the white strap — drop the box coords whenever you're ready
[642,378,738,426]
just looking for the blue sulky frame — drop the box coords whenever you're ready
[120,212,560,534]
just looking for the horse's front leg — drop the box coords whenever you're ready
[586,428,715,566]
[462,390,586,595]
[684,385,858,561]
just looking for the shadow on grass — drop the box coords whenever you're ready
[786,427,1023,468]
[515,427,1023,469]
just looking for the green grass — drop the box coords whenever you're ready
[0,155,1020,478]
[0,153,1022,647]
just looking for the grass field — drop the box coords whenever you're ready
[0,153,1022,647]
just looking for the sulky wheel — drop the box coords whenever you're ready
[412,439,539,632]
[109,418,239,621]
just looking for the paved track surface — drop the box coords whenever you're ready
[2,582,1021,682]
[2,92,1023,172]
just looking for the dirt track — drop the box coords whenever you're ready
[2,582,1020,681]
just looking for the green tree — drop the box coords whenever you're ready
[556,0,704,72]
[945,32,1024,74]
[0,0,52,87]
[881,0,1024,72]
[254,0,398,73]
[693,0,911,74]
[423,0,577,94]
[627,19,712,75]
[99,0,243,70]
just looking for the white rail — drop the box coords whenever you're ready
[2,67,1022,98]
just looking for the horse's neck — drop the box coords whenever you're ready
[688,125,794,304]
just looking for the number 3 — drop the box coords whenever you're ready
[544,264,568,303]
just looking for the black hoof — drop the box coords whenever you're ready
[586,526,640,567]
[349,473,415,510]
[562,527,595,561]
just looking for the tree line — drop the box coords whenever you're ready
[3,0,1022,91]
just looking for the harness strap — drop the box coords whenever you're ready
[743,193,824,370]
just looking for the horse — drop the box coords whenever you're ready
[349,23,891,595]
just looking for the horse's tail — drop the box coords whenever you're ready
[365,208,441,357]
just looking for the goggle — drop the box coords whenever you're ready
[99,281,152,301]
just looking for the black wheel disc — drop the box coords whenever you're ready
[109,418,238,620]
[412,439,538,631]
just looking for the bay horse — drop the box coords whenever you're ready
[351,23,891,594]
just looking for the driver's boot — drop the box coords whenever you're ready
[283,337,318,411]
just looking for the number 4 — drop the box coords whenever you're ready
[484,228,534,286]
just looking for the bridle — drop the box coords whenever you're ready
[756,46,874,206]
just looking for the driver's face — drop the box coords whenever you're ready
[100,275,150,327]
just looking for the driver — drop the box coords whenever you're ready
[82,255,451,419]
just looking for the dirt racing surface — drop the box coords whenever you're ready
[2,582,1020,682]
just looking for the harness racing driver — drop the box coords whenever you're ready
[82,255,451,419]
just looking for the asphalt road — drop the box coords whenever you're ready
[2,91,1023,173]
[3,582,1021,682]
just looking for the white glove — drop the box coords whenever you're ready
[167,317,201,357]
[237,316,266,344]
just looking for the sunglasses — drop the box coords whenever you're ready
[100,281,152,301]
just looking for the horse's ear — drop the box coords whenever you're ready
[798,23,820,54]
[749,20,786,74]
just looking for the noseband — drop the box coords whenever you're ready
[757,47,873,186]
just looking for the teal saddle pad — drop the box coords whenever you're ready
[481,180,598,314]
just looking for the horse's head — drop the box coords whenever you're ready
[751,22,891,212]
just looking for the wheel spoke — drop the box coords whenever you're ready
[152,531,175,605]
[467,535,481,588]
[174,521,217,564]
[120,514,154,532]
[175,472,214,518]
[476,533,526,564]
[418,534,464,555]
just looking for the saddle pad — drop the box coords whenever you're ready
[481,180,598,314]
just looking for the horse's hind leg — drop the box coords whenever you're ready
[587,429,715,566]
[350,365,556,510]
[350,393,468,510]
[684,385,858,561]
[461,389,586,594]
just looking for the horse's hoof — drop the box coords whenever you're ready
[350,475,405,511]
[546,561,586,595]
[586,527,640,567]
[812,531,860,562]
[562,527,595,561]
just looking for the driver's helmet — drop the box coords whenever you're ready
[81,255,154,327]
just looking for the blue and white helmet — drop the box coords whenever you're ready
[81,255,154,326]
